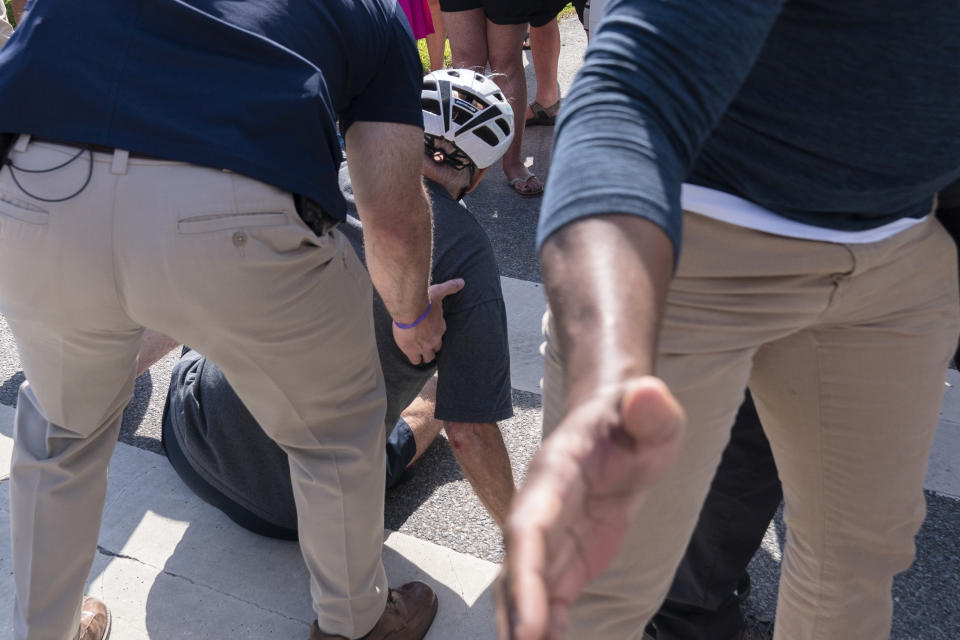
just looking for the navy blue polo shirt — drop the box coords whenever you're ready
[0,0,424,220]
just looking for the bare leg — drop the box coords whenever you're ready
[11,0,25,22]
[136,329,180,376]
[398,376,445,465]
[486,22,540,194]
[443,8,488,71]
[425,0,446,71]
[445,419,515,530]
[400,376,515,529]
[526,19,561,119]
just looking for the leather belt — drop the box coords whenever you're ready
[31,136,167,161]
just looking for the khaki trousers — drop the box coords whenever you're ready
[542,211,959,640]
[0,138,388,639]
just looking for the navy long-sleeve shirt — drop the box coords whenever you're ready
[539,0,960,255]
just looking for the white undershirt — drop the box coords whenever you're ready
[681,183,927,244]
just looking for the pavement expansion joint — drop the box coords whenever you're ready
[96,545,313,628]
[96,545,145,564]
[445,553,468,599]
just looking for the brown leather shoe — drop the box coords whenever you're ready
[310,581,438,639]
[78,596,111,640]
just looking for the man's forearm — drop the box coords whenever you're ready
[540,214,675,410]
[362,186,433,323]
[345,121,433,323]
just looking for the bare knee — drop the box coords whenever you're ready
[488,50,523,78]
[445,421,488,452]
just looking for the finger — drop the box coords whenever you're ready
[503,505,552,640]
[509,532,551,640]
[620,378,685,455]
[547,603,569,640]
[494,572,515,639]
[429,277,465,300]
[420,348,436,364]
[400,345,422,365]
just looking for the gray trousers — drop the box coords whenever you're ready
[0,137,389,639]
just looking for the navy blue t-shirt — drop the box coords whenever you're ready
[0,0,424,220]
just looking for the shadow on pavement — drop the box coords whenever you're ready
[138,485,483,639]
[119,370,163,453]
[0,370,24,407]
[385,436,463,531]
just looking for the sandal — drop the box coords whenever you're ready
[509,173,544,198]
[526,99,560,127]
[522,31,531,50]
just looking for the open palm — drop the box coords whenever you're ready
[497,377,686,640]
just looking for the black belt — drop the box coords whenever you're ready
[31,136,167,161]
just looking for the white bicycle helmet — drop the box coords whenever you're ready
[422,68,514,170]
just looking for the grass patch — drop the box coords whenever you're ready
[3,1,13,26]
[417,38,452,74]
[558,2,578,19]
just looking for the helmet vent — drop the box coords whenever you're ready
[423,98,442,115]
[454,88,486,111]
[495,118,510,135]
[474,126,498,147]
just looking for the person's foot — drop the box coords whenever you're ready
[504,155,544,198]
[309,581,438,639]
[78,597,111,640]
[525,99,561,126]
[507,173,544,198]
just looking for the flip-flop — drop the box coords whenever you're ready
[525,99,560,126]
[509,173,544,198]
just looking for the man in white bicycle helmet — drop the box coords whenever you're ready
[421,68,514,199]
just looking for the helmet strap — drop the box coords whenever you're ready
[456,163,477,201]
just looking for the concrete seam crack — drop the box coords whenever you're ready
[94,545,310,626]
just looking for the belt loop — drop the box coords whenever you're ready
[13,133,30,153]
[111,149,129,175]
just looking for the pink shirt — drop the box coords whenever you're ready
[398,0,434,39]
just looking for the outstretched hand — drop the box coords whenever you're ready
[392,277,465,365]
[496,376,686,640]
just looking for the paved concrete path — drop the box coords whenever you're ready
[1,14,958,640]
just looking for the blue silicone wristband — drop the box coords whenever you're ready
[393,300,432,330]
